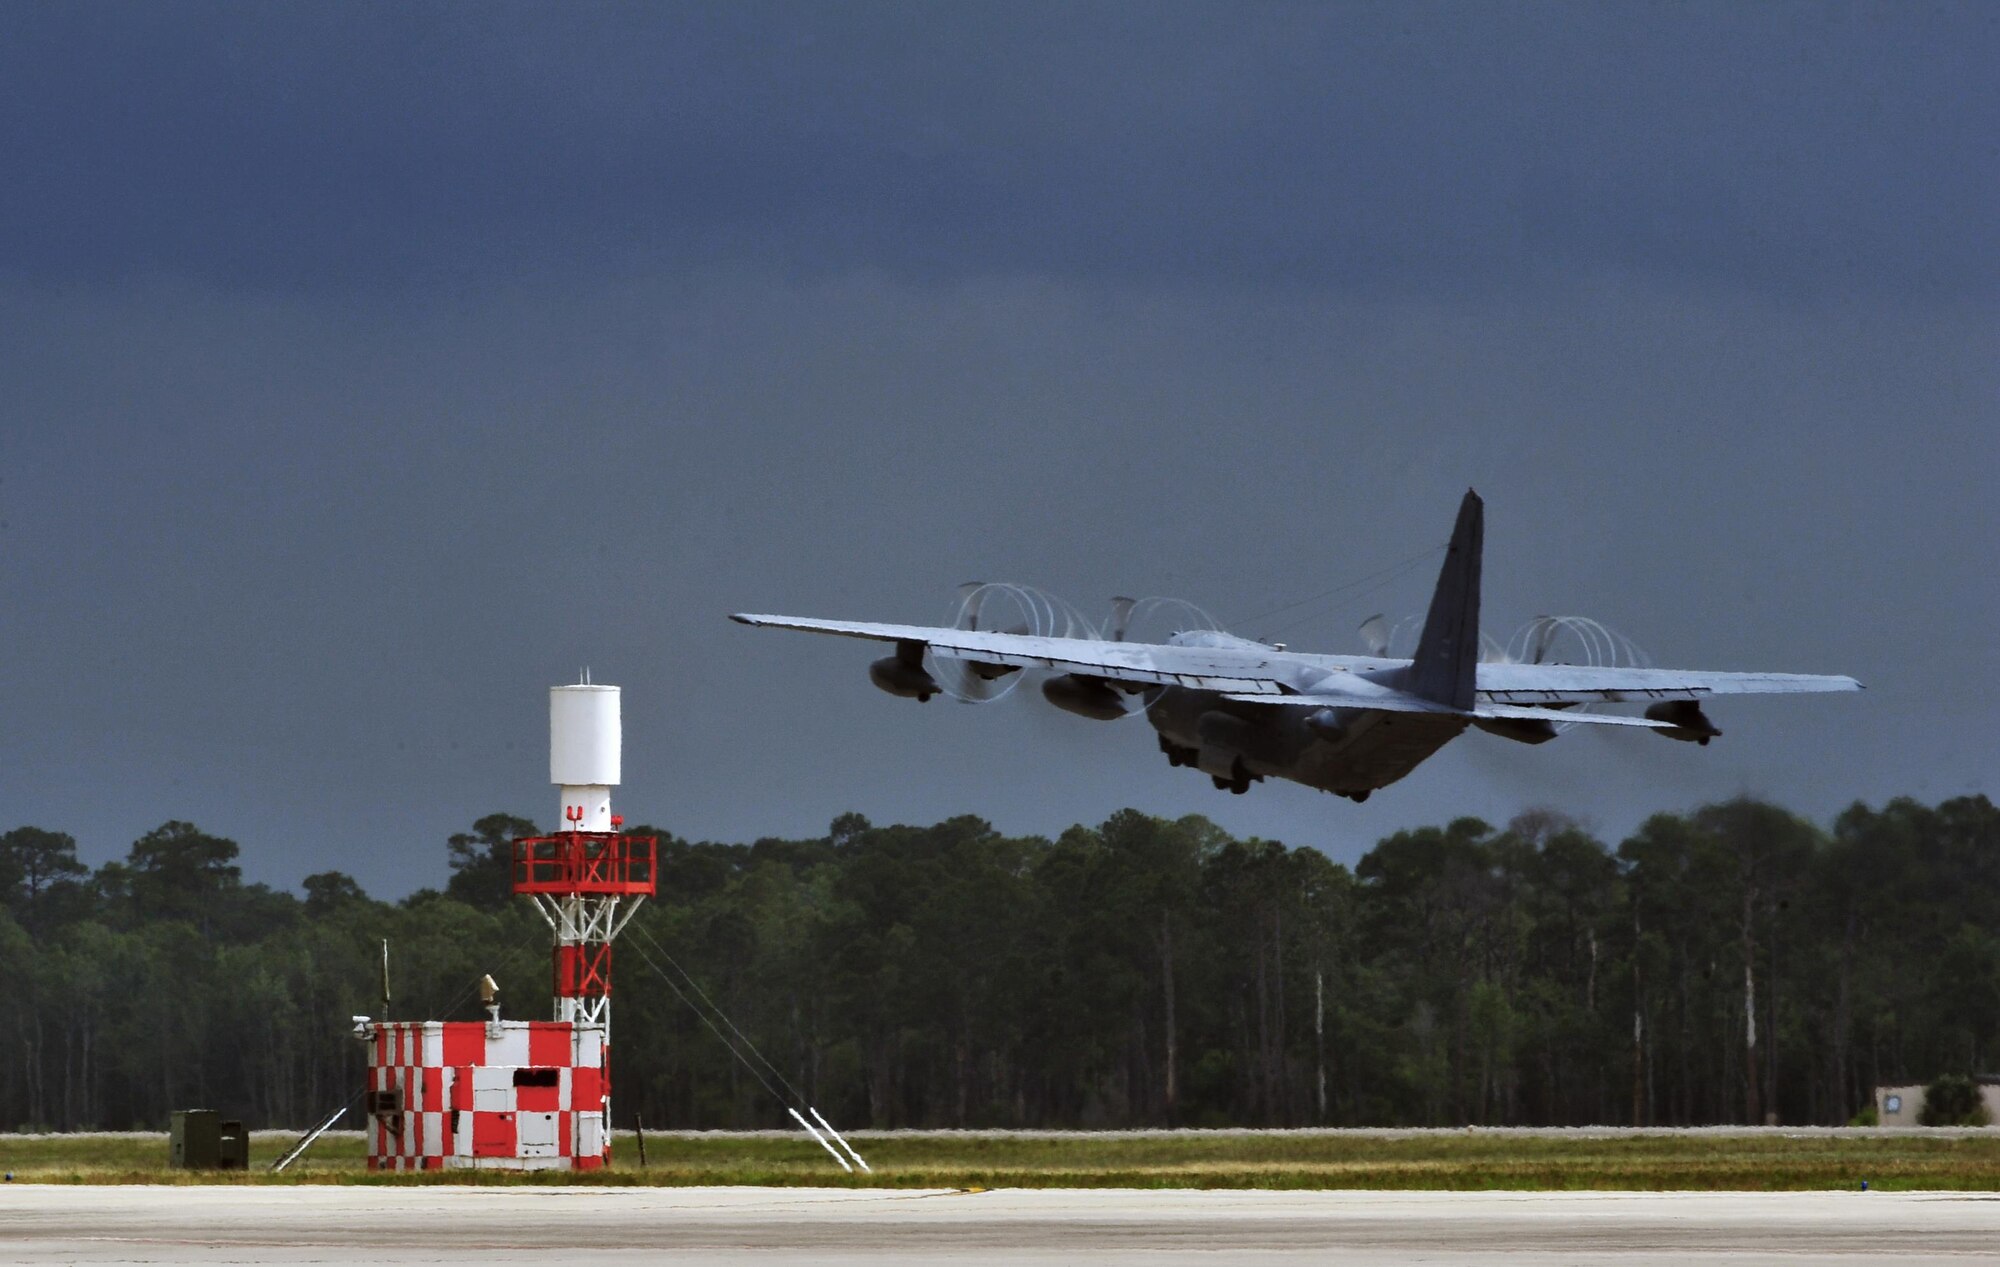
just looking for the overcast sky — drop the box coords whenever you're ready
[3,3,1994,898]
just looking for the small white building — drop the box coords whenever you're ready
[1874,1078,2000,1127]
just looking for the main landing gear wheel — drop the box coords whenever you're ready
[1339,790,1371,803]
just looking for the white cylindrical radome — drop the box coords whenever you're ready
[552,684,620,832]
[551,684,621,787]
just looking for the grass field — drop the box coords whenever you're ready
[7,1128,2000,1190]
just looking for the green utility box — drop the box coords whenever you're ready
[169,1110,249,1170]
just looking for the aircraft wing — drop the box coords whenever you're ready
[1472,663,1863,704]
[728,614,1305,694]
[731,613,1861,710]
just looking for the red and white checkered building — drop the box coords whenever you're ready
[359,1019,608,1171]
[355,685,655,1173]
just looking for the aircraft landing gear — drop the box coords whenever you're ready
[1159,735,1196,768]
[1338,789,1371,803]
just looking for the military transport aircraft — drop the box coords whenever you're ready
[732,492,1860,802]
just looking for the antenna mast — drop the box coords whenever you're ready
[513,682,656,1081]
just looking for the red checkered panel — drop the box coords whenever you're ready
[362,1020,607,1171]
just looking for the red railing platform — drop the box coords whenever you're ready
[511,832,658,897]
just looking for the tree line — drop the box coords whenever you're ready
[1,793,1995,1131]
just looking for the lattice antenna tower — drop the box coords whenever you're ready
[512,684,657,1044]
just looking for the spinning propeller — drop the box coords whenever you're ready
[920,585,1223,720]
[1053,595,1226,720]
[926,582,1095,703]
[1356,612,1653,735]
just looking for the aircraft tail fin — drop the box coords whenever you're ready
[1408,489,1483,711]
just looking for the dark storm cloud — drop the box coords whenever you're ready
[1,4,1994,899]
[4,2,1992,299]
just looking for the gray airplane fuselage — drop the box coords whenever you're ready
[1142,630,1467,800]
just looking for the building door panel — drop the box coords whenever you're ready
[472,1111,516,1158]
[518,1111,560,1159]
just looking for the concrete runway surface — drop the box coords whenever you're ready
[4,1185,1999,1265]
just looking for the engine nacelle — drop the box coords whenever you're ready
[870,655,939,701]
[1041,674,1126,721]
[1645,699,1721,744]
